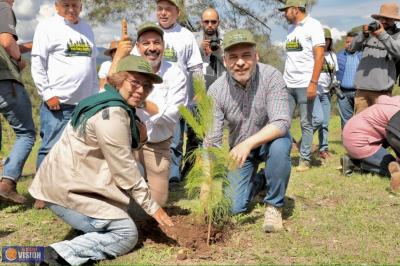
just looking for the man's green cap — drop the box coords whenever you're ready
[137,22,164,40]
[324,28,332,39]
[156,0,180,10]
[278,0,307,11]
[116,55,163,84]
[223,29,256,51]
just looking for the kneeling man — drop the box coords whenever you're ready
[204,29,292,232]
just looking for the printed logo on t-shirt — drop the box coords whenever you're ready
[65,38,92,57]
[164,44,177,62]
[286,38,303,52]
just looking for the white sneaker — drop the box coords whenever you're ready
[263,204,283,233]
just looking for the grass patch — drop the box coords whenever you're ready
[1,115,400,264]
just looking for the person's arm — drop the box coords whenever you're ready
[31,25,60,110]
[94,107,172,226]
[373,23,400,60]
[0,32,20,61]
[108,36,132,76]
[19,42,33,53]
[145,67,187,125]
[349,28,368,52]
[229,69,290,167]
[307,45,325,100]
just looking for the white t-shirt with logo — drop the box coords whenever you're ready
[283,16,325,88]
[31,14,99,105]
[161,23,203,105]
[318,51,338,94]
[136,60,187,143]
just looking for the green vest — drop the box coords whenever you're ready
[0,45,22,84]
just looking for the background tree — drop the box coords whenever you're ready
[83,0,317,68]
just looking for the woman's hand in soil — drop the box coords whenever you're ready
[153,207,174,227]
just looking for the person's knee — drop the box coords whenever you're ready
[269,137,291,158]
[226,187,249,215]
[112,220,138,256]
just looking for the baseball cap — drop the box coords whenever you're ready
[137,22,164,40]
[278,0,307,11]
[116,55,163,84]
[156,0,180,10]
[223,29,256,51]
[324,28,332,39]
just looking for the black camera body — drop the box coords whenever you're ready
[368,21,381,32]
[209,35,221,52]
[330,78,345,100]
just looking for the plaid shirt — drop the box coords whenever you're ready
[205,63,290,149]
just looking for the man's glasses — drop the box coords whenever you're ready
[202,20,218,25]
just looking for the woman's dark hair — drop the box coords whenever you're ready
[325,38,333,52]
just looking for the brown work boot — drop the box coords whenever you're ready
[0,178,26,204]
[388,161,400,192]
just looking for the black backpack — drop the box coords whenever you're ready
[386,110,400,156]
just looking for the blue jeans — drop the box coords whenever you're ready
[48,203,138,265]
[313,93,331,152]
[227,135,292,214]
[358,147,396,177]
[0,81,35,182]
[288,87,323,161]
[169,118,185,181]
[36,103,75,169]
[337,89,355,129]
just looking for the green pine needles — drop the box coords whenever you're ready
[178,75,234,244]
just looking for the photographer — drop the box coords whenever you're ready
[199,7,225,88]
[181,7,226,179]
[350,2,400,114]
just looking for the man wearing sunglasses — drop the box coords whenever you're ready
[181,7,226,179]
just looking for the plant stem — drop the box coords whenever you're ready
[207,217,212,246]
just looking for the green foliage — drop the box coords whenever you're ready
[185,146,232,225]
[82,0,317,36]
[179,75,232,227]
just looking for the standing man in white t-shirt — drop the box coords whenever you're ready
[31,0,98,171]
[279,0,325,172]
[155,0,203,183]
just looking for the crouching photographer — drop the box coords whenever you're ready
[350,2,400,114]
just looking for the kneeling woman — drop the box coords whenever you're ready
[342,95,400,191]
[29,55,173,265]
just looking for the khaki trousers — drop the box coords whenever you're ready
[133,138,171,207]
[354,89,392,114]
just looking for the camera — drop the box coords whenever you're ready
[209,35,221,52]
[368,21,381,32]
[329,77,345,100]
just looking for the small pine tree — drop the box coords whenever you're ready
[179,75,234,245]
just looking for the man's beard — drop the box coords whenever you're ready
[204,29,216,38]
[145,51,161,69]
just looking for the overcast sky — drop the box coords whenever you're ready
[13,0,395,48]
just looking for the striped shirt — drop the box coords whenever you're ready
[205,63,291,148]
[341,52,361,89]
